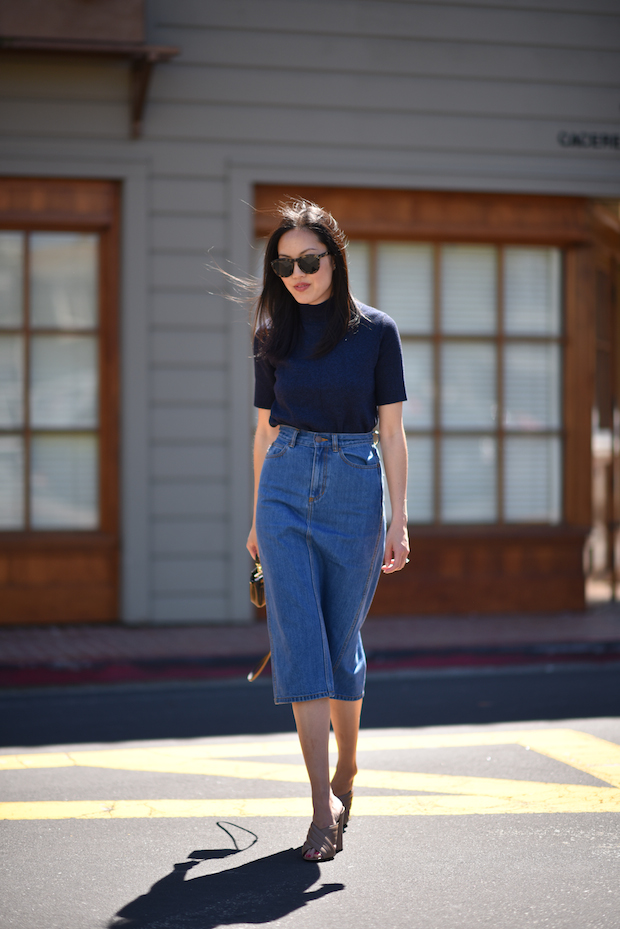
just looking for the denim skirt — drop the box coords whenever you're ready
[255,426,385,704]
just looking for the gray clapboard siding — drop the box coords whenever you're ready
[147,103,620,156]
[151,369,227,404]
[150,252,222,291]
[151,595,228,622]
[152,445,227,479]
[151,331,226,366]
[0,100,128,138]
[151,178,226,214]
[155,28,620,84]
[148,141,229,176]
[151,293,227,329]
[151,518,227,555]
[154,66,618,124]
[377,0,620,12]
[152,480,228,518]
[152,557,226,592]
[151,408,227,441]
[151,215,225,251]
[155,0,619,50]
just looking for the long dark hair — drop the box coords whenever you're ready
[253,200,360,361]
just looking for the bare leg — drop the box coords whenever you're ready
[292,698,344,860]
[329,698,362,797]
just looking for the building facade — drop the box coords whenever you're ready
[0,0,619,624]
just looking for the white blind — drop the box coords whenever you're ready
[402,341,433,429]
[30,435,98,529]
[504,248,561,335]
[441,246,497,334]
[504,437,561,522]
[0,335,23,428]
[30,233,98,330]
[0,233,23,328]
[377,243,433,333]
[30,335,98,428]
[406,436,434,523]
[0,436,24,528]
[441,437,497,522]
[347,241,371,305]
[441,343,496,429]
[504,343,560,430]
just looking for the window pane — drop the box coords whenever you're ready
[407,436,434,523]
[504,343,561,430]
[0,436,24,528]
[504,436,561,522]
[347,241,370,305]
[402,341,433,429]
[0,233,23,328]
[31,435,98,528]
[30,335,98,428]
[441,437,497,522]
[441,343,497,429]
[0,335,24,427]
[377,243,433,334]
[252,239,266,281]
[30,233,98,329]
[441,245,497,334]
[504,248,561,335]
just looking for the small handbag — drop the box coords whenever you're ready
[249,560,265,608]
[248,560,270,682]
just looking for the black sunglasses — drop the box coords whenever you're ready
[271,251,329,278]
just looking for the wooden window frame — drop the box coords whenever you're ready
[0,178,119,623]
[255,186,597,532]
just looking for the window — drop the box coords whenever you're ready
[0,177,119,625]
[348,241,563,525]
[0,231,101,529]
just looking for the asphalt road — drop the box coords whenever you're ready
[1,712,620,929]
[2,662,620,747]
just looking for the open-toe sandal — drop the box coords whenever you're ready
[301,809,344,862]
[337,789,354,827]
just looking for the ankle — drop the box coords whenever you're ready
[331,767,357,797]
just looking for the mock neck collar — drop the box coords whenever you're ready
[300,297,333,321]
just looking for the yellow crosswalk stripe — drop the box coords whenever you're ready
[2,729,620,820]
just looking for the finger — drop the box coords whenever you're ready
[246,542,259,560]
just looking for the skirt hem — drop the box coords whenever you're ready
[274,690,365,705]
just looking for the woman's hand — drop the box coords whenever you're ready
[377,402,409,574]
[382,520,410,573]
[247,525,259,561]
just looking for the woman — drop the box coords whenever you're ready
[247,200,409,862]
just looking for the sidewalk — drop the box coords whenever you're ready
[2,602,620,688]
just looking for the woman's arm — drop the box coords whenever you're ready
[378,402,410,574]
[246,408,280,560]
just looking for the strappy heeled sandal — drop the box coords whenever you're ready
[337,789,354,827]
[301,808,345,862]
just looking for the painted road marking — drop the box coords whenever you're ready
[2,729,620,820]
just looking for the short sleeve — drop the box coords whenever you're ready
[374,314,407,407]
[253,336,276,410]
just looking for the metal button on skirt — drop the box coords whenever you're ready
[255,426,385,704]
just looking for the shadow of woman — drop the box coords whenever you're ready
[109,824,344,929]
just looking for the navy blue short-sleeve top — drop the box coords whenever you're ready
[253,299,407,434]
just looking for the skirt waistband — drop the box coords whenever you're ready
[277,425,377,450]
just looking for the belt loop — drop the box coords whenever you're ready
[331,434,338,452]
[289,429,299,448]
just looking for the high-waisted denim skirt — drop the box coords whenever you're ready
[256,426,385,704]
